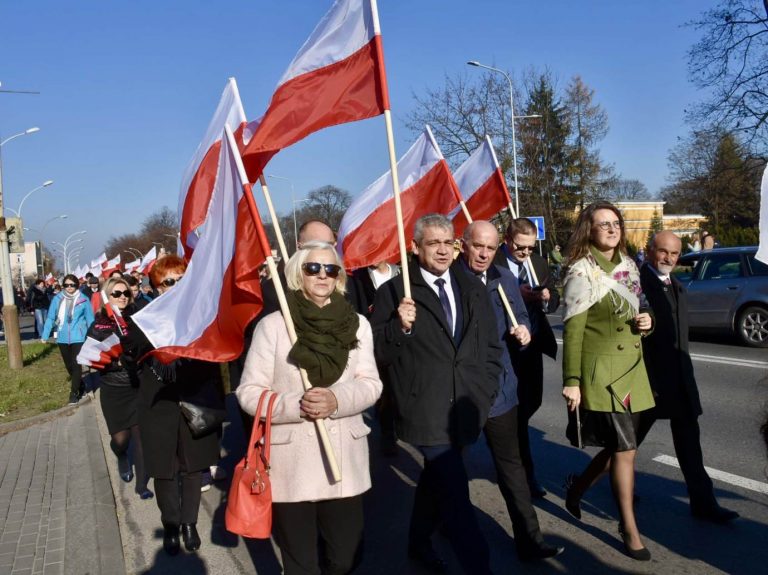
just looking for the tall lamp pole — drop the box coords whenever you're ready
[36,214,67,277]
[467,61,541,218]
[0,126,41,369]
[268,174,300,251]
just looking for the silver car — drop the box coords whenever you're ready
[673,246,768,348]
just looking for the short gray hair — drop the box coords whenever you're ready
[284,240,347,295]
[413,214,453,244]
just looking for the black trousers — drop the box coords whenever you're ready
[638,408,717,509]
[154,422,203,525]
[58,343,84,397]
[409,446,491,575]
[272,495,364,575]
[484,405,545,552]
[514,349,544,484]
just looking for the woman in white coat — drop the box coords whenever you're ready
[237,240,382,575]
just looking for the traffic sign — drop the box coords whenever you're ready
[527,216,545,241]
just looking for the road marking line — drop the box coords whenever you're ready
[653,454,768,495]
[553,338,768,369]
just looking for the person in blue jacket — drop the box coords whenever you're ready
[41,274,95,404]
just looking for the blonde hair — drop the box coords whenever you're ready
[284,241,346,295]
[100,276,133,315]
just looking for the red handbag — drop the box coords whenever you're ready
[225,391,278,538]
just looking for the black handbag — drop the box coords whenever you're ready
[179,401,227,438]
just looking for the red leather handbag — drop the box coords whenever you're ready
[225,391,278,538]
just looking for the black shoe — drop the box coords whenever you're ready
[162,524,180,556]
[618,523,651,561]
[518,543,565,562]
[529,478,547,498]
[408,545,448,573]
[691,504,739,524]
[117,454,133,483]
[181,523,201,552]
[136,487,154,500]
[564,473,582,520]
[68,393,79,405]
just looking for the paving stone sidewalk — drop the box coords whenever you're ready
[0,399,125,575]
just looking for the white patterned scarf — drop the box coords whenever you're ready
[562,251,642,322]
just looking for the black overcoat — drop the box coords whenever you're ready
[640,264,703,418]
[370,260,502,447]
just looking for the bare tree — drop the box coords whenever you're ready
[301,185,352,232]
[603,178,652,201]
[687,0,768,146]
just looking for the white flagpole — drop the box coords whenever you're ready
[225,124,341,483]
[257,174,290,262]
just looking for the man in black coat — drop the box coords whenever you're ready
[459,221,564,562]
[639,230,738,524]
[371,214,502,575]
[493,218,559,497]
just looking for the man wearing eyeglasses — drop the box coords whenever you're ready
[371,214,501,575]
[493,218,560,499]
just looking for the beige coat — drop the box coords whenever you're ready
[236,311,382,503]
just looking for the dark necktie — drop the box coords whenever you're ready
[663,277,671,286]
[434,278,453,331]
[518,262,529,285]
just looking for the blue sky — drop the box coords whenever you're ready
[1,0,716,264]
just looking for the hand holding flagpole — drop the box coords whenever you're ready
[225,124,341,483]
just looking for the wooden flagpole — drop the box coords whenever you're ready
[225,125,341,483]
[257,174,290,263]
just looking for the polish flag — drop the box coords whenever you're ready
[89,265,102,278]
[242,0,389,179]
[91,253,107,268]
[77,333,123,370]
[337,126,461,270]
[44,273,55,286]
[450,136,512,237]
[101,255,121,277]
[757,163,768,265]
[178,78,257,259]
[133,126,268,364]
[137,247,157,274]
[124,259,141,272]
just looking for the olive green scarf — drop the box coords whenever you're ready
[286,290,359,388]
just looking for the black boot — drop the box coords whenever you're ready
[181,523,201,551]
[162,523,180,556]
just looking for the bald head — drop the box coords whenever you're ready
[461,220,500,274]
[298,220,335,247]
[648,230,682,274]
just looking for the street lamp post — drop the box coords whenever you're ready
[467,61,541,218]
[0,126,41,369]
[9,179,54,219]
[37,215,67,277]
[125,247,143,259]
[53,231,86,275]
[269,174,307,251]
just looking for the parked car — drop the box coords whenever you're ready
[673,246,768,348]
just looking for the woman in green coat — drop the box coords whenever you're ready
[561,202,655,561]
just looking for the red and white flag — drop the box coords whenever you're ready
[101,255,121,277]
[242,0,389,179]
[133,126,268,364]
[44,273,54,286]
[77,333,122,370]
[178,78,257,259]
[137,247,157,274]
[91,253,107,268]
[450,136,511,237]
[124,259,141,272]
[337,126,461,270]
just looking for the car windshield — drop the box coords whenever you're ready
[673,256,700,282]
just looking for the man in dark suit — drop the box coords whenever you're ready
[493,218,559,497]
[640,230,738,524]
[371,214,502,575]
[459,221,564,562]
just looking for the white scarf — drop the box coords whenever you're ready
[57,290,79,326]
[562,251,642,322]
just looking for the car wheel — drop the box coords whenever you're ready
[737,306,768,348]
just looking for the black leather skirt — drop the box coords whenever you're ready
[566,407,643,452]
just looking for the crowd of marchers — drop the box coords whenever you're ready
[4,200,740,574]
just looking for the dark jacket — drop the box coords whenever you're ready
[493,247,559,360]
[127,320,224,479]
[26,285,50,310]
[459,262,531,419]
[640,264,702,418]
[370,260,503,447]
[86,312,137,387]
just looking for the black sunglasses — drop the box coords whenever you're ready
[161,277,182,287]
[110,290,131,298]
[301,262,341,278]
[63,283,78,288]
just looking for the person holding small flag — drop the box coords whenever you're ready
[79,276,152,500]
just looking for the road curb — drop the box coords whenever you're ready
[0,394,93,438]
